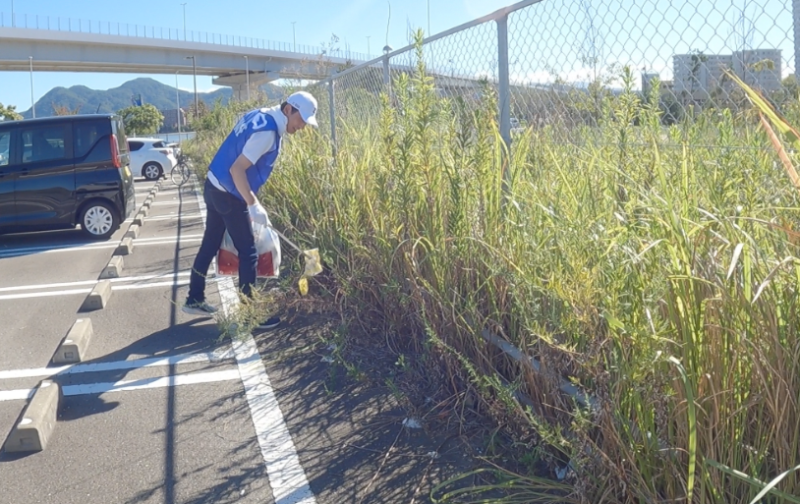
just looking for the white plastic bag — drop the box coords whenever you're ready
[216,220,281,278]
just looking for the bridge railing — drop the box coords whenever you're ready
[0,11,370,61]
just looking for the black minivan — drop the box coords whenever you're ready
[0,114,135,239]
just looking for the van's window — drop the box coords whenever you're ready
[112,118,128,155]
[74,121,111,162]
[152,141,165,148]
[0,130,10,166]
[128,141,144,152]
[22,125,67,163]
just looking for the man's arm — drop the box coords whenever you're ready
[230,154,257,206]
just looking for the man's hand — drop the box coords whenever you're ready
[248,201,269,227]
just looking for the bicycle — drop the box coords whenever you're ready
[170,153,192,186]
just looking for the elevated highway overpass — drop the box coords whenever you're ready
[0,15,370,99]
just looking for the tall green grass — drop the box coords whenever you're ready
[186,35,800,502]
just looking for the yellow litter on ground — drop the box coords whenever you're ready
[265,226,322,296]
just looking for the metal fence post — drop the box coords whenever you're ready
[496,14,512,197]
[795,0,800,78]
[328,78,337,157]
[382,53,390,87]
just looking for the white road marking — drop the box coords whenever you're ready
[0,389,33,401]
[192,178,317,503]
[149,200,190,206]
[0,236,203,257]
[141,214,203,222]
[0,276,219,301]
[0,271,192,294]
[0,349,235,381]
[136,234,205,241]
[0,287,92,301]
[0,369,241,402]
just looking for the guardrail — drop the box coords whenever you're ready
[0,11,371,61]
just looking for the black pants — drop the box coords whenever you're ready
[187,179,257,304]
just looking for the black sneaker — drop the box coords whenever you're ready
[256,316,281,330]
[182,301,219,317]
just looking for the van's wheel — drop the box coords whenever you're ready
[80,201,118,240]
[143,162,163,180]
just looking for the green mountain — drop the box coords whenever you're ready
[21,77,284,119]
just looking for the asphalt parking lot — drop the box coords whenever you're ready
[0,178,289,504]
[0,176,471,504]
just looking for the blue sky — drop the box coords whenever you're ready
[0,0,514,110]
[0,0,795,112]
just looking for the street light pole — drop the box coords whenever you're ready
[175,71,181,136]
[181,2,187,40]
[243,55,250,101]
[11,0,14,27]
[427,0,430,35]
[366,36,370,58]
[291,21,296,52]
[29,56,35,118]
[185,56,198,120]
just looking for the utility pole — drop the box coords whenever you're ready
[185,56,198,120]
[427,0,430,35]
[175,71,181,136]
[11,0,14,27]
[292,21,296,52]
[366,35,370,58]
[243,55,250,101]
[29,56,35,118]
[181,3,187,40]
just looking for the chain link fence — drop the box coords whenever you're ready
[307,0,795,155]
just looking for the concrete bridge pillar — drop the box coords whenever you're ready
[213,72,273,102]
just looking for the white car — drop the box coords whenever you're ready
[128,138,177,180]
[165,142,181,157]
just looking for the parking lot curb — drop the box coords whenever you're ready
[81,280,111,311]
[116,237,134,255]
[125,224,140,240]
[2,380,60,453]
[52,318,93,364]
[100,255,124,279]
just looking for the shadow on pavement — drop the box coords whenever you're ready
[53,318,222,422]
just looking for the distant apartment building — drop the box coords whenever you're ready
[160,108,186,132]
[672,49,781,102]
[732,49,782,90]
[641,72,661,97]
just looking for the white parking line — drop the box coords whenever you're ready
[0,236,204,258]
[149,200,191,206]
[0,369,240,402]
[136,234,204,241]
[0,277,219,301]
[0,271,192,294]
[0,287,92,301]
[142,214,204,222]
[0,348,235,381]
[191,179,317,503]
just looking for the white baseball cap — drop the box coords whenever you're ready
[286,91,318,127]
